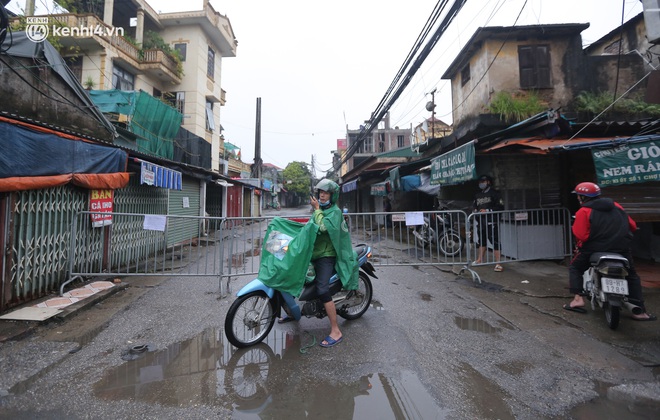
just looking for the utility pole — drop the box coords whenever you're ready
[310,154,315,194]
[252,97,262,181]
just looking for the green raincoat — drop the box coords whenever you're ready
[258,210,359,297]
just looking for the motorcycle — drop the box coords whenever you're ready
[412,209,464,257]
[583,252,642,329]
[225,243,377,348]
[266,200,281,211]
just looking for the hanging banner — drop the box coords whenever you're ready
[90,189,113,228]
[389,166,401,192]
[430,140,476,185]
[592,140,660,186]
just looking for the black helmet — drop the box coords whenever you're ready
[478,174,492,183]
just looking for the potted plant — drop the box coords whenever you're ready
[83,76,96,90]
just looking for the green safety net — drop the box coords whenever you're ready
[89,90,182,160]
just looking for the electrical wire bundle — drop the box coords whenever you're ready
[334,0,468,172]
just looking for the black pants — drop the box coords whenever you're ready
[476,214,500,250]
[569,249,645,311]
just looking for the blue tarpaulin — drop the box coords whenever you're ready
[0,120,126,178]
[401,175,421,191]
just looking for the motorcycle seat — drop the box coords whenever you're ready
[354,244,368,259]
[589,252,629,267]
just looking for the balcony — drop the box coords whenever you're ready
[141,49,182,83]
[18,14,182,84]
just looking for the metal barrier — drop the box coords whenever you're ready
[346,210,471,266]
[465,208,573,276]
[64,211,231,295]
[64,208,573,296]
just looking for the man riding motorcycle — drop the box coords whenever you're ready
[280,179,358,347]
[563,181,656,321]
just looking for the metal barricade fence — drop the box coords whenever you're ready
[465,208,573,270]
[218,210,473,290]
[64,211,230,295]
[344,210,471,267]
[64,209,573,297]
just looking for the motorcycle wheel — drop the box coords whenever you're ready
[604,302,620,330]
[339,272,373,320]
[438,231,463,257]
[225,291,276,348]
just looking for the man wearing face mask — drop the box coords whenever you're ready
[306,179,359,347]
[473,175,504,271]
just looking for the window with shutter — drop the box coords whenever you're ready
[518,45,551,89]
[461,63,470,87]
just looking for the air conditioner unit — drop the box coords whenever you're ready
[643,0,660,44]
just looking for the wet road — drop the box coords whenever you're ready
[0,208,659,419]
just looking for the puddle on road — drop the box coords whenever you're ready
[458,362,515,419]
[454,316,501,334]
[570,380,660,419]
[93,328,449,418]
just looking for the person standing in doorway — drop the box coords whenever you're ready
[383,196,393,228]
[473,174,504,272]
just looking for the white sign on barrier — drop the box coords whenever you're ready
[144,215,166,231]
[405,212,424,226]
[391,213,406,223]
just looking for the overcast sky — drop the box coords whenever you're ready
[8,0,646,173]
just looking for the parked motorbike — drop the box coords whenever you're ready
[583,252,642,329]
[266,201,281,210]
[412,210,464,257]
[224,243,377,348]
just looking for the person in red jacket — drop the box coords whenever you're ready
[563,182,656,321]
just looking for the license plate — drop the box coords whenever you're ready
[601,277,629,295]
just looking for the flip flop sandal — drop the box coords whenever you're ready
[320,335,343,348]
[563,303,587,314]
[631,313,657,322]
[494,264,504,272]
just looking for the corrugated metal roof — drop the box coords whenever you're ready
[483,134,660,153]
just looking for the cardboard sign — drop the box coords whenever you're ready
[90,189,113,228]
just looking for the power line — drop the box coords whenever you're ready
[335,0,468,172]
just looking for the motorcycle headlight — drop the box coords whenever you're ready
[265,231,293,260]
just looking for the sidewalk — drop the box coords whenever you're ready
[0,279,127,342]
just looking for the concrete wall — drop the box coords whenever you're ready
[451,34,586,126]
[0,56,113,141]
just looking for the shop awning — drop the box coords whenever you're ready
[138,160,182,190]
[342,179,358,193]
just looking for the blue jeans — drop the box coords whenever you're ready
[312,257,336,303]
